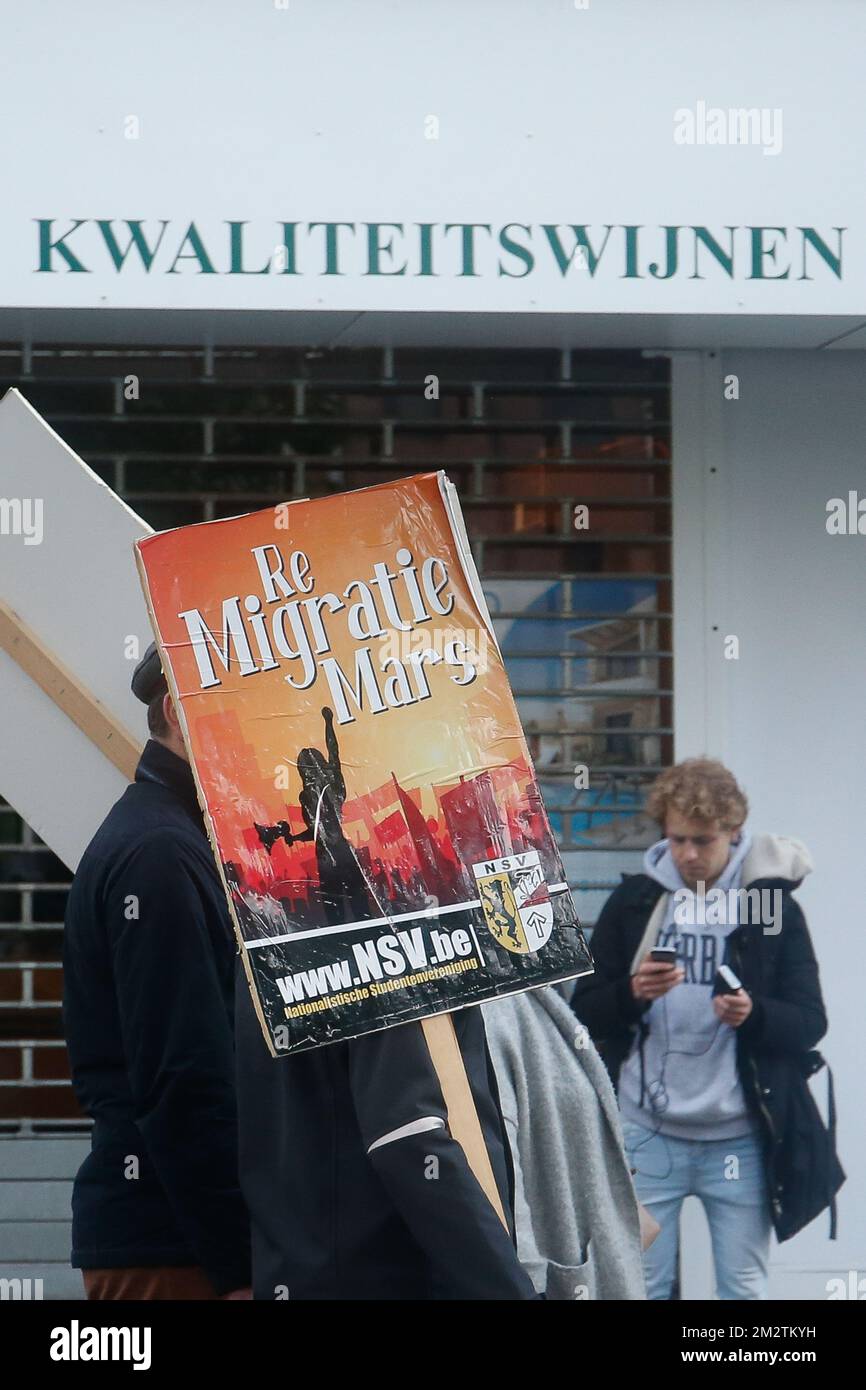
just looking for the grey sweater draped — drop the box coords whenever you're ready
[482,984,646,1300]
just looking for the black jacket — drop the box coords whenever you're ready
[572,857,836,1242]
[235,970,538,1299]
[63,739,251,1294]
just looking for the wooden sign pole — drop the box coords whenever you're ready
[421,1012,510,1230]
[0,597,141,780]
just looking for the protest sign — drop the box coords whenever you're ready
[136,471,593,1056]
[0,388,150,870]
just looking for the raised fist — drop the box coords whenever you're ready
[321,706,334,722]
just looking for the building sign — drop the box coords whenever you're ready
[6,3,862,319]
[33,218,843,286]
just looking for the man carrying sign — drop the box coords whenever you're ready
[64,650,533,1299]
[128,472,590,1299]
[62,647,252,1300]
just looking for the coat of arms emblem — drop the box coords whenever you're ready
[473,850,554,954]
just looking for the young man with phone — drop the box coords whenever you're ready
[572,758,837,1300]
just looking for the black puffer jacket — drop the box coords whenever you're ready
[63,739,250,1293]
[572,835,843,1242]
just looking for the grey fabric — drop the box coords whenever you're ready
[482,986,646,1300]
[741,832,813,884]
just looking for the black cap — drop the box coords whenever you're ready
[131,641,168,705]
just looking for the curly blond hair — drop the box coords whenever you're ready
[645,758,748,831]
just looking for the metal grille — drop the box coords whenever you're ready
[0,342,671,1124]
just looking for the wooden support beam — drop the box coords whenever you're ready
[0,597,141,781]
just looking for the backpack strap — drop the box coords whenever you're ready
[637,1016,650,1108]
[630,893,668,1108]
[827,1064,838,1240]
[805,1050,840,1240]
[630,892,669,974]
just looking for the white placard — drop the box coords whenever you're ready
[0,389,152,869]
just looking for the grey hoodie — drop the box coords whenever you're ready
[618,831,813,1141]
[483,983,646,1299]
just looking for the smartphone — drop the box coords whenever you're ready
[712,963,743,996]
[650,946,679,965]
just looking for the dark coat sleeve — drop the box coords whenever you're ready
[571,882,650,1040]
[104,829,251,1295]
[738,896,828,1055]
[347,1018,537,1299]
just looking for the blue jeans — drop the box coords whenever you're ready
[621,1119,772,1300]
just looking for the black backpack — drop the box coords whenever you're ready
[774,1050,845,1242]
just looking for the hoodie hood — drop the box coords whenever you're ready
[643,830,812,892]
[740,833,813,886]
